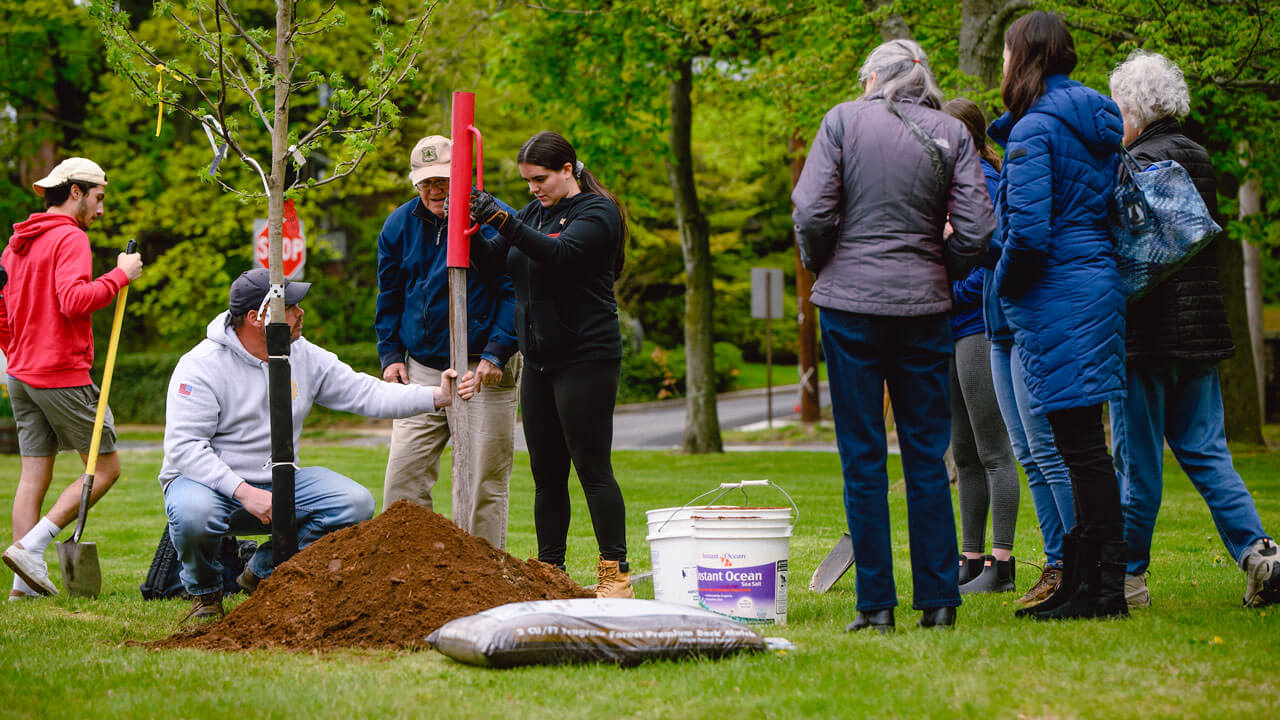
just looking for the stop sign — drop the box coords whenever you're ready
[253,199,306,279]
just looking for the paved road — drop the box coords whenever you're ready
[590,382,831,451]
[119,382,834,452]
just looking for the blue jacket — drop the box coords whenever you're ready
[987,75,1126,416]
[979,159,1014,343]
[951,159,1001,341]
[375,197,518,371]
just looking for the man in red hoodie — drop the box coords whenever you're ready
[1,158,143,599]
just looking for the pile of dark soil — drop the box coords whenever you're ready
[151,500,592,652]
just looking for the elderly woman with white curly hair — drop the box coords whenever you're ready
[793,39,995,632]
[1108,50,1279,610]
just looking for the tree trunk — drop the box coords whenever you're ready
[863,0,914,41]
[789,133,820,423]
[1237,150,1266,437]
[958,0,1030,92]
[1217,232,1265,443]
[668,57,722,453]
[268,0,298,563]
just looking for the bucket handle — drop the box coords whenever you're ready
[654,479,799,534]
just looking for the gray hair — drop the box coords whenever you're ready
[1109,50,1191,129]
[858,39,942,107]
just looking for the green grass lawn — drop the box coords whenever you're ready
[2,444,1278,718]
[733,361,828,392]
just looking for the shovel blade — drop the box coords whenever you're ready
[56,539,102,598]
[808,533,855,593]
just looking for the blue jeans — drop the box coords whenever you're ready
[164,467,375,596]
[990,340,1074,565]
[1110,361,1269,575]
[821,308,960,612]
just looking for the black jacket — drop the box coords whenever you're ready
[474,192,622,370]
[1123,117,1234,365]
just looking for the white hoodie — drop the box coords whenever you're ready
[159,311,439,497]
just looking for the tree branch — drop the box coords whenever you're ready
[521,1,603,15]
[290,0,340,36]
[216,0,275,63]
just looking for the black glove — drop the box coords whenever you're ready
[469,189,513,236]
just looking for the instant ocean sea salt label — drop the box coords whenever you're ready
[696,558,788,624]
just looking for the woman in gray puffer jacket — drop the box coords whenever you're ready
[792,39,995,633]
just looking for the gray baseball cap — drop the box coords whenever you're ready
[229,268,311,316]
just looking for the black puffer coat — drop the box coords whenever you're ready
[1123,116,1234,365]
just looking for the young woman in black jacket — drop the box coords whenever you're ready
[465,131,632,598]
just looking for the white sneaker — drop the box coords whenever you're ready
[2,543,58,596]
[1124,572,1151,608]
[1241,538,1280,608]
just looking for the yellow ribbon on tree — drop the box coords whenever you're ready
[155,64,167,137]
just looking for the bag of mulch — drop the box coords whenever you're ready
[427,599,767,668]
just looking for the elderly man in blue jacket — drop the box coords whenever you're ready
[376,135,520,549]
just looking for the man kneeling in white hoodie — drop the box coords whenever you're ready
[159,269,457,621]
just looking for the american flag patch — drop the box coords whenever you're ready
[178,383,193,396]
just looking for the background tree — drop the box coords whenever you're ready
[494,1,803,453]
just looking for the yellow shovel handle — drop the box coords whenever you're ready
[84,284,129,478]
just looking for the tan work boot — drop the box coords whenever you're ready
[1125,572,1151,608]
[184,591,225,622]
[1017,566,1062,607]
[595,558,634,599]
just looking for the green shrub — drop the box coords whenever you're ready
[617,341,743,404]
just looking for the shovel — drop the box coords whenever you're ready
[809,533,854,593]
[57,239,135,598]
[810,387,892,593]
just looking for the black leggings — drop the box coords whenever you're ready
[522,358,626,565]
[1046,404,1123,542]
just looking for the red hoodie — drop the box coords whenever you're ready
[0,213,130,388]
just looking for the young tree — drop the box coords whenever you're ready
[89,0,440,559]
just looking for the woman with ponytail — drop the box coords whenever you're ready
[939,98,1022,598]
[793,39,995,632]
[466,131,632,598]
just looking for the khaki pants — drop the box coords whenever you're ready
[383,354,521,549]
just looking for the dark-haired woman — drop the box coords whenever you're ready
[939,98,1020,596]
[989,10,1127,620]
[465,131,632,598]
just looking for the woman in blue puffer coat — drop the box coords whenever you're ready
[988,11,1127,621]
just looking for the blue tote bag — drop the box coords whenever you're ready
[1111,148,1222,301]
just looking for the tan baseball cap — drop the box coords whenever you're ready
[409,135,451,185]
[32,157,108,197]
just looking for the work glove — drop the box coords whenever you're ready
[994,246,1046,299]
[470,189,514,236]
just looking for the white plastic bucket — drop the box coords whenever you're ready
[645,506,705,607]
[646,505,792,607]
[693,507,794,625]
